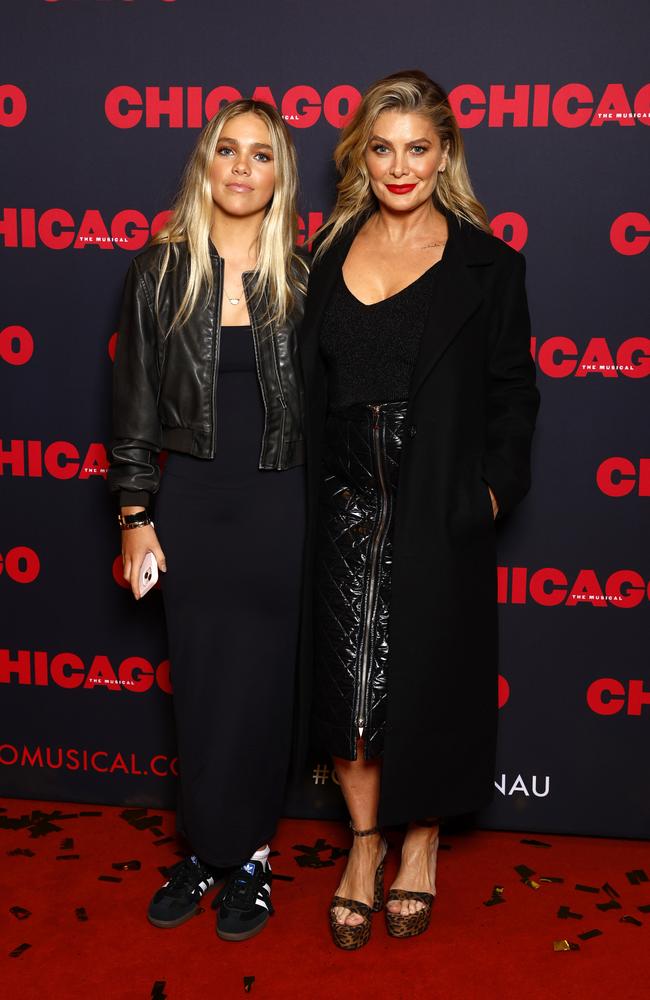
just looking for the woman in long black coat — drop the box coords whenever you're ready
[298,71,540,949]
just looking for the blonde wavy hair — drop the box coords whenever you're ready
[152,99,307,334]
[315,70,491,258]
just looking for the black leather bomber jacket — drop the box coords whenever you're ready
[108,241,307,508]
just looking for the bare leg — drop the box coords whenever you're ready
[387,819,440,916]
[331,740,386,927]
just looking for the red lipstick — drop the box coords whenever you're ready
[385,183,417,194]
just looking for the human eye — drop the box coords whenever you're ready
[217,145,234,156]
[410,145,428,154]
[254,151,272,162]
[370,143,390,154]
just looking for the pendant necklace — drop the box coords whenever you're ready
[226,286,243,306]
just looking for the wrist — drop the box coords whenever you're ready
[118,510,154,530]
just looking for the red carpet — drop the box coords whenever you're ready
[1,798,649,1000]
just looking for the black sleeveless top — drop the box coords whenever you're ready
[319,261,440,409]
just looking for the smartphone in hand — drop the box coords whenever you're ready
[138,551,159,597]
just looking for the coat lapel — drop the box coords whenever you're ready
[409,207,496,400]
[300,222,357,383]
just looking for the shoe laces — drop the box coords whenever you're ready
[164,856,211,897]
[219,861,273,913]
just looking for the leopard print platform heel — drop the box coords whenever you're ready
[385,823,439,939]
[385,889,435,938]
[329,824,386,951]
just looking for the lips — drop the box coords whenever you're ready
[385,183,417,194]
[226,183,253,192]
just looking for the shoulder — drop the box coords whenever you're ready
[456,215,525,274]
[130,240,186,279]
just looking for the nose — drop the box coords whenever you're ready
[390,152,409,178]
[232,154,251,176]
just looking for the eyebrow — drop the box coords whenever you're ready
[369,134,432,146]
[217,137,273,150]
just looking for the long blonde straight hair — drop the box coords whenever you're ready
[316,70,491,258]
[152,99,307,334]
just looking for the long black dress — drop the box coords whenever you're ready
[154,325,305,867]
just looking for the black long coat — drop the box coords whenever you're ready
[297,206,540,825]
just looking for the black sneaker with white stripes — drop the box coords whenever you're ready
[213,859,274,941]
[148,855,224,928]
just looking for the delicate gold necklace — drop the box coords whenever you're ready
[225,284,244,306]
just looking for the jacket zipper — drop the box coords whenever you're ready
[248,281,286,469]
[209,257,224,456]
[266,295,288,470]
[354,403,391,747]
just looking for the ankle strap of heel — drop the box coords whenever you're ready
[349,822,381,837]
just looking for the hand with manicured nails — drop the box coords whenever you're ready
[120,507,167,599]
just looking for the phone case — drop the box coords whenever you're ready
[138,551,159,597]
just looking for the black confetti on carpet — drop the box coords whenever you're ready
[28,816,63,839]
[578,928,603,941]
[112,859,141,871]
[483,885,506,907]
[295,853,334,869]
[292,839,342,869]
[596,899,622,912]
[120,809,165,832]
[60,837,74,850]
[0,807,94,839]
[539,876,564,884]
[620,915,642,927]
[98,875,122,883]
[56,854,80,861]
[122,808,148,820]
[9,943,31,958]
[243,976,255,993]
[520,838,552,848]
[75,907,89,922]
[626,869,649,885]
[557,905,583,920]
[270,872,295,882]
[602,882,620,899]
[78,811,101,817]
[0,815,31,832]
[575,884,600,893]
[7,848,35,857]
[9,906,31,920]
[514,864,536,880]
[152,836,175,847]
[636,903,650,913]
[150,828,165,838]
[151,981,167,1000]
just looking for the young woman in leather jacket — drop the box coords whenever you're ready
[108,99,308,942]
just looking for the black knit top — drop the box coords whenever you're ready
[319,261,440,409]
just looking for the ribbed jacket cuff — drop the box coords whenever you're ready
[117,489,151,510]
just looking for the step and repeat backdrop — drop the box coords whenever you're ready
[1,1,648,838]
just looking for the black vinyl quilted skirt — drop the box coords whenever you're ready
[313,400,408,760]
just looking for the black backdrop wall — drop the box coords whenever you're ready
[2,0,648,839]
